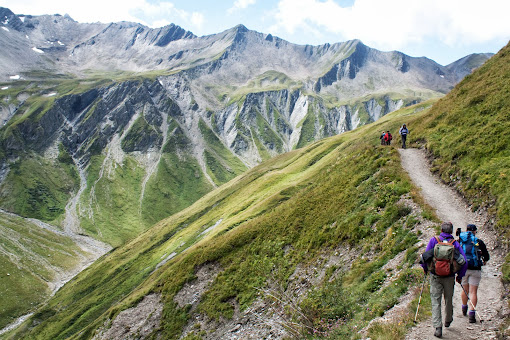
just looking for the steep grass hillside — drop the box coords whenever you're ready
[7,99,435,339]
[404,41,510,281]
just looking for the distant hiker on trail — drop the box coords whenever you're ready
[380,131,386,145]
[458,224,490,323]
[384,130,392,145]
[399,124,409,149]
[420,222,467,338]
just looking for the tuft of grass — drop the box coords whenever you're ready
[367,271,431,340]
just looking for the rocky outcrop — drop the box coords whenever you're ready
[0,7,24,31]
[314,42,369,92]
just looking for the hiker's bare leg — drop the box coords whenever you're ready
[469,284,478,310]
[461,283,470,306]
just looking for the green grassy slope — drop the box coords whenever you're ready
[0,151,79,224]
[0,211,88,330]
[198,119,247,186]
[403,41,510,281]
[141,122,214,227]
[77,155,146,247]
[8,98,435,339]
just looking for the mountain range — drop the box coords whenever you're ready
[0,7,492,243]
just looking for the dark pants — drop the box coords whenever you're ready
[401,134,407,148]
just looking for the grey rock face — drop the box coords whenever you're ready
[0,7,24,31]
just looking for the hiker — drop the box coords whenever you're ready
[458,224,490,323]
[384,130,392,145]
[399,124,409,149]
[421,222,467,338]
[380,131,386,145]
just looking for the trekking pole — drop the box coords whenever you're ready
[414,272,428,323]
[458,282,484,325]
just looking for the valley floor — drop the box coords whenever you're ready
[399,148,508,340]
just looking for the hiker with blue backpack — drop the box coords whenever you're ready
[399,124,409,149]
[420,222,467,338]
[458,224,490,323]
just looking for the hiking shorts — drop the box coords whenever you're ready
[461,269,482,286]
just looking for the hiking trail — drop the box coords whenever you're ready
[399,148,508,340]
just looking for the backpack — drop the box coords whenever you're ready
[432,236,456,276]
[459,231,480,268]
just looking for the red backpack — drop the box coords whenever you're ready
[432,236,456,276]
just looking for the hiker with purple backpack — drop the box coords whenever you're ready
[420,222,468,338]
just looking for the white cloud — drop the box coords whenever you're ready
[0,0,205,30]
[151,19,172,28]
[272,0,510,50]
[228,0,256,14]
[190,12,204,29]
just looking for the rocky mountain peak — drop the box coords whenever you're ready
[154,23,196,47]
[0,7,24,31]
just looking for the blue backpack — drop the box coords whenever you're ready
[459,231,480,267]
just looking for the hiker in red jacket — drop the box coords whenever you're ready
[384,130,392,145]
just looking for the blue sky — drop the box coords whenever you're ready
[1,0,509,65]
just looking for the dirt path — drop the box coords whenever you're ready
[399,148,508,340]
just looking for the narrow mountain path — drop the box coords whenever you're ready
[399,148,508,340]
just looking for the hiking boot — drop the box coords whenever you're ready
[434,327,442,338]
[469,311,476,323]
[462,304,468,316]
